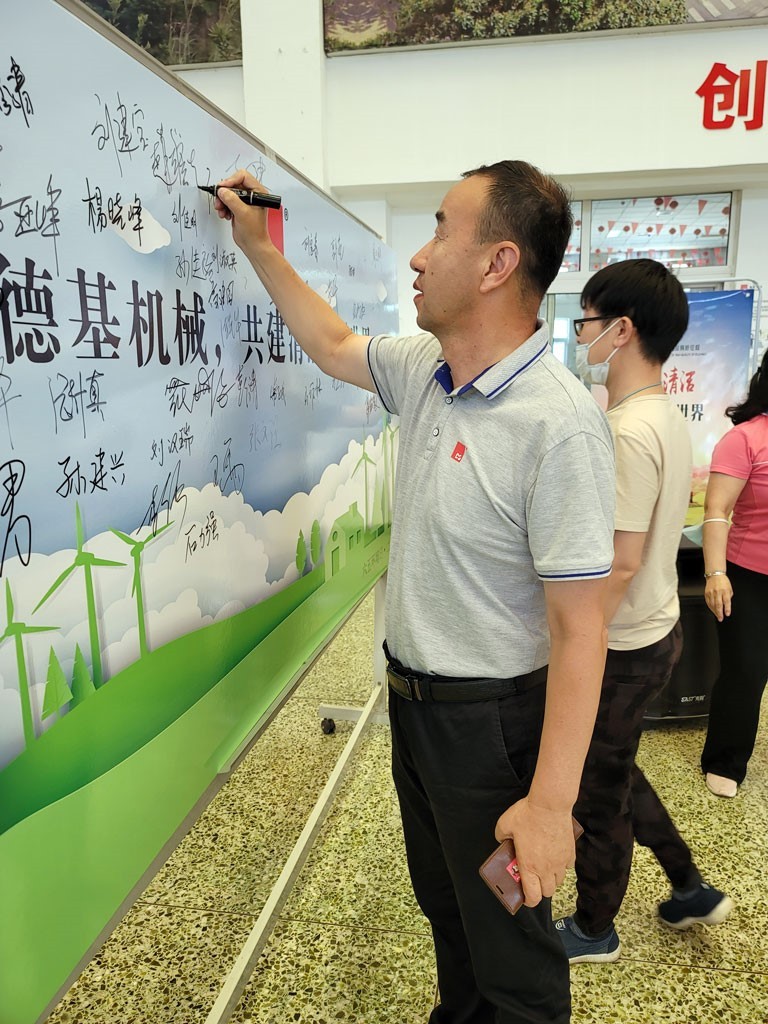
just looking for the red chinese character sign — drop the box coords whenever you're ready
[666,290,755,524]
[697,60,767,130]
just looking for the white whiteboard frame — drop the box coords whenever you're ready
[25,4,393,1020]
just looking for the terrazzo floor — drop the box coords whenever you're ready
[47,591,768,1023]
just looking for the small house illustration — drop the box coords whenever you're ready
[325,502,365,580]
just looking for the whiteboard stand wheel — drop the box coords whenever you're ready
[320,717,336,735]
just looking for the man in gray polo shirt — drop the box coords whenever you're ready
[215,160,614,1024]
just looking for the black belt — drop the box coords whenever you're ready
[384,644,548,703]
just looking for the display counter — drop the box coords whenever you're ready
[644,540,719,721]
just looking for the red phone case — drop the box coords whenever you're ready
[479,818,584,915]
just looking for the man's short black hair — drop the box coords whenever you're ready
[462,160,572,302]
[581,259,689,365]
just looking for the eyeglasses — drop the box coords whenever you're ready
[573,315,614,338]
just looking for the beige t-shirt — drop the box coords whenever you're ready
[607,394,692,651]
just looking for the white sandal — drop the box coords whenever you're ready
[705,773,738,798]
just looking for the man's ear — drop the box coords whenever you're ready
[612,316,637,349]
[479,242,521,293]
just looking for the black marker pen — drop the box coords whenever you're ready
[198,185,282,209]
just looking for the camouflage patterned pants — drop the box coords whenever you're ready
[573,621,702,937]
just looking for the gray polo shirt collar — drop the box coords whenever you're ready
[433,322,550,399]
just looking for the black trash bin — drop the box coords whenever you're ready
[643,538,720,721]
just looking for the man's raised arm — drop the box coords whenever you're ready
[214,170,374,391]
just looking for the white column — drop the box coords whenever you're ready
[734,187,768,359]
[240,0,328,189]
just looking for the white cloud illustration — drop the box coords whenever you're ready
[0,427,397,770]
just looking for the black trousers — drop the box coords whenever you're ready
[389,678,570,1024]
[702,560,768,784]
[573,622,702,937]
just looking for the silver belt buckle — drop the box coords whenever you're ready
[387,667,422,701]
[405,674,423,701]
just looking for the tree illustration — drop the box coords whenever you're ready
[34,503,125,688]
[296,530,307,575]
[352,436,377,529]
[42,648,73,720]
[310,520,321,567]
[70,644,96,708]
[110,521,174,658]
[0,581,58,748]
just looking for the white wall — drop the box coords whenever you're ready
[175,14,768,344]
[172,19,768,194]
[325,25,768,189]
[328,23,768,341]
[386,209,432,337]
[734,187,768,284]
[175,63,246,128]
[735,187,768,358]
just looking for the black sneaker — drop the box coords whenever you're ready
[658,883,734,930]
[554,916,621,964]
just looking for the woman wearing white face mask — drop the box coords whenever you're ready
[555,260,732,966]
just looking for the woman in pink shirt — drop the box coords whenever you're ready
[702,348,768,797]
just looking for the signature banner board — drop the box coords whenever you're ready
[0,2,398,1020]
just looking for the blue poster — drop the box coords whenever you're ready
[665,289,753,518]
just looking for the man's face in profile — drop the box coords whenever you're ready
[409,175,490,337]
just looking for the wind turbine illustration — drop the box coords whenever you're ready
[381,413,392,525]
[34,503,125,688]
[1,580,58,748]
[110,521,173,658]
[385,419,400,502]
[352,436,377,529]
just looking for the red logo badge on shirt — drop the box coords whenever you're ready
[451,442,466,463]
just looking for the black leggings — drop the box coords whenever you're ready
[701,560,768,784]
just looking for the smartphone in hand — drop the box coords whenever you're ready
[479,818,584,915]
